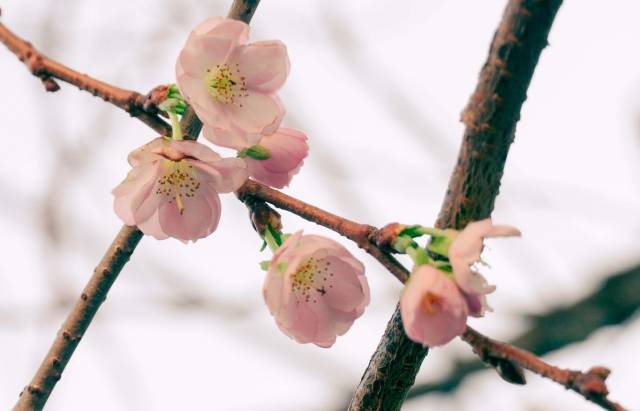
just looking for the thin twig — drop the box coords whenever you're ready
[0,19,171,136]
[348,1,564,410]
[407,262,640,399]
[9,1,262,410]
[12,226,143,411]
[462,327,626,411]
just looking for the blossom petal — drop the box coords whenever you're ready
[190,158,248,193]
[226,92,284,135]
[400,266,468,347]
[203,125,262,150]
[229,40,290,93]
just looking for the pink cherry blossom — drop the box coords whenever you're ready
[448,219,519,315]
[400,265,468,347]
[263,231,370,348]
[176,16,290,136]
[204,126,308,188]
[112,137,247,242]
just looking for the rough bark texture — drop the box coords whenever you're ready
[348,1,563,410]
[13,226,143,411]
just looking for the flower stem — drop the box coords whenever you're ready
[263,226,281,253]
[169,112,183,141]
[406,245,432,266]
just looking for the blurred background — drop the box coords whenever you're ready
[1,0,639,410]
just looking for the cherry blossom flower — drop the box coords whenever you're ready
[400,265,468,347]
[204,126,308,188]
[263,231,370,347]
[176,16,290,137]
[448,219,520,315]
[112,137,247,242]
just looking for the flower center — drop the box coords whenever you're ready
[155,160,201,214]
[420,292,442,316]
[291,257,334,303]
[204,63,248,105]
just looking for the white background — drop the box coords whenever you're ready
[1,0,639,410]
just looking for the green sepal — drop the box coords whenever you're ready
[259,260,270,271]
[238,145,272,160]
[406,245,432,266]
[393,235,414,253]
[426,235,454,258]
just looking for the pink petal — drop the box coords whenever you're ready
[487,224,522,238]
[127,138,167,167]
[202,124,262,150]
[226,92,285,135]
[157,186,220,242]
[112,163,161,225]
[190,158,248,193]
[244,128,308,188]
[137,210,169,240]
[400,266,468,347]
[229,40,290,93]
[176,72,230,129]
[170,140,222,163]
[178,36,234,78]
[191,17,249,45]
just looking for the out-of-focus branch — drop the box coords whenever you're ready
[12,226,143,411]
[462,327,626,411]
[408,263,640,398]
[348,1,563,410]
[0,18,171,136]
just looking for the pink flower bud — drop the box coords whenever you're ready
[112,138,247,242]
[449,219,520,316]
[176,16,289,136]
[400,265,468,347]
[263,231,370,348]
[204,126,308,188]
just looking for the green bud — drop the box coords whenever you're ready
[238,144,272,160]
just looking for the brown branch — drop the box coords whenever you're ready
[348,1,564,410]
[462,327,627,411]
[4,0,626,409]
[237,180,409,283]
[12,226,143,411]
[408,262,640,399]
[10,1,262,410]
[0,19,171,136]
[240,180,626,410]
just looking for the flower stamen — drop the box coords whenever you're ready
[204,63,248,105]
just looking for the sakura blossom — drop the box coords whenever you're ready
[400,265,469,347]
[176,16,290,137]
[448,219,520,314]
[205,126,308,188]
[263,231,370,348]
[112,137,247,242]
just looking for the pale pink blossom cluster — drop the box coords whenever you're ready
[112,16,308,242]
[177,16,308,189]
[400,219,520,347]
[263,231,370,347]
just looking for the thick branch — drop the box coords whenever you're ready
[462,327,626,411]
[12,226,143,411]
[0,19,171,136]
[348,1,563,410]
